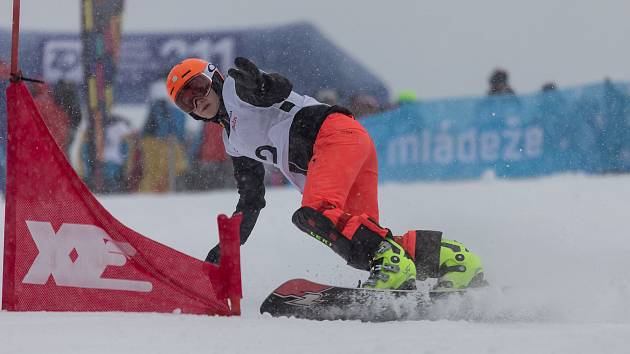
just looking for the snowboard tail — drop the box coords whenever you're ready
[260,278,464,321]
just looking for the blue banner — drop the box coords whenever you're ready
[16,31,242,104]
[0,23,388,106]
[362,81,630,181]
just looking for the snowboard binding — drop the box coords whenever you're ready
[435,239,487,290]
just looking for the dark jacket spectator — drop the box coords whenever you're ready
[533,82,576,173]
[541,82,557,92]
[185,123,234,190]
[488,69,516,96]
[53,79,82,154]
[138,81,189,192]
[32,83,71,155]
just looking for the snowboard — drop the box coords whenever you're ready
[260,278,468,322]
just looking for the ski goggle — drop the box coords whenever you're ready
[174,73,214,114]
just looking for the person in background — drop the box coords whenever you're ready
[349,94,380,119]
[53,79,82,155]
[541,82,557,92]
[187,122,234,190]
[315,89,339,106]
[395,90,418,108]
[487,68,516,96]
[533,81,575,173]
[598,79,629,173]
[263,164,288,187]
[376,90,417,112]
[139,75,189,193]
[103,115,135,193]
[31,82,70,155]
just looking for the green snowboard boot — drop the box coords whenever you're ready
[435,239,487,290]
[362,238,417,290]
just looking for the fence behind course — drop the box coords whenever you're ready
[362,81,630,182]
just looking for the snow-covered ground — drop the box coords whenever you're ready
[2,173,630,354]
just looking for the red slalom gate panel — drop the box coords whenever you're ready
[2,81,242,315]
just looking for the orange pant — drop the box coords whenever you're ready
[301,113,389,241]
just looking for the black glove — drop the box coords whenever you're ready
[205,244,221,264]
[204,208,262,264]
[228,57,266,93]
[227,57,292,107]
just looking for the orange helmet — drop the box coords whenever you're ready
[166,58,222,113]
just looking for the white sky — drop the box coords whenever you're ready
[1,0,629,100]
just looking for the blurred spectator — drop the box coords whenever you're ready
[31,82,71,155]
[349,94,380,118]
[396,90,418,106]
[103,115,135,193]
[475,69,523,177]
[138,78,189,193]
[380,90,419,112]
[571,90,603,172]
[185,122,234,190]
[315,89,339,106]
[599,78,629,173]
[388,90,419,111]
[121,131,143,192]
[533,82,577,173]
[565,79,630,174]
[541,82,557,92]
[264,165,288,187]
[487,68,515,96]
[53,79,82,155]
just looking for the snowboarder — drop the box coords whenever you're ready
[166,57,485,290]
